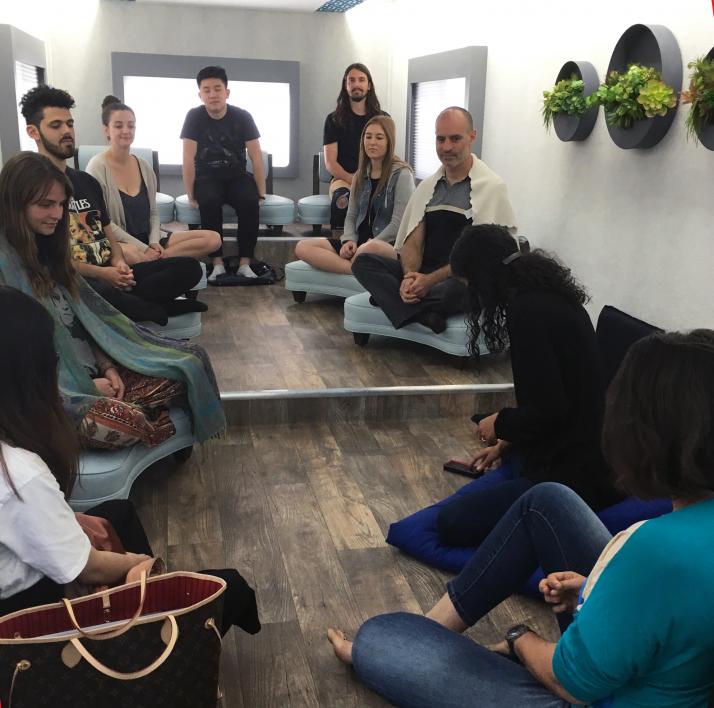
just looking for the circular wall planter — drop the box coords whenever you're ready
[691,46,714,150]
[552,61,600,141]
[606,24,682,149]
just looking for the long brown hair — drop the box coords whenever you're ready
[0,152,76,298]
[0,287,80,498]
[334,63,383,128]
[353,115,411,200]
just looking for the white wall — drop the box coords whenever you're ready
[349,0,714,330]
[39,0,391,202]
[2,0,711,330]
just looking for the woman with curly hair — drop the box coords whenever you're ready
[435,224,620,547]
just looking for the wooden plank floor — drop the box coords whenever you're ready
[194,283,513,392]
[131,417,556,707]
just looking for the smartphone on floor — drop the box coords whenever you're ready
[443,459,484,479]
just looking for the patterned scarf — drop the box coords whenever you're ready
[0,235,225,442]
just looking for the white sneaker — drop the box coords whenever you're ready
[237,264,257,279]
[208,264,226,281]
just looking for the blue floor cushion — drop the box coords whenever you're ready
[386,466,672,597]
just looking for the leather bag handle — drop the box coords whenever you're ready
[61,570,147,641]
[66,615,178,681]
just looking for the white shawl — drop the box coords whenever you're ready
[395,154,517,251]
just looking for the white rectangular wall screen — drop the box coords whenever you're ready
[15,61,42,152]
[410,77,466,180]
[123,76,290,167]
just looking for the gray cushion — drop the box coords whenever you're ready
[344,291,477,357]
[175,193,295,226]
[285,260,364,299]
[70,407,194,511]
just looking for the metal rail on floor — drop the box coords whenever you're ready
[220,383,514,401]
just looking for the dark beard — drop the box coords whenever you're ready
[350,93,367,103]
[39,131,74,160]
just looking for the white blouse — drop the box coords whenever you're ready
[0,442,90,598]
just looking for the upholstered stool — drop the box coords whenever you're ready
[143,312,202,339]
[156,191,176,224]
[284,260,364,302]
[296,152,332,234]
[174,194,295,231]
[70,407,194,511]
[296,194,331,233]
[343,291,479,359]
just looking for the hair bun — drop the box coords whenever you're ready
[101,95,121,110]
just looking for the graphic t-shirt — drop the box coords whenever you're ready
[180,105,260,179]
[323,110,375,175]
[65,168,112,266]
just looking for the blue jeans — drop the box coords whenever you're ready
[352,483,613,707]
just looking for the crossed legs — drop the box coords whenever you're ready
[328,483,612,707]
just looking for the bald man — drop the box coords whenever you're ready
[352,107,517,333]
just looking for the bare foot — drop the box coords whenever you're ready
[327,627,353,665]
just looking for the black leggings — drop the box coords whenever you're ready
[88,257,202,324]
[194,173,259,259]
[0,500,260,636]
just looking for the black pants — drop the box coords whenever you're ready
[0,500,260,637]
[194,173,259,259]
[351,253,469,329]
[88,257,202,324]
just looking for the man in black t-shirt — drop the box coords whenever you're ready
[323,63,386,230]
[20,85,203,325]
[181,65,266,281]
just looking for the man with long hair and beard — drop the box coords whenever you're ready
[323,63,386,230]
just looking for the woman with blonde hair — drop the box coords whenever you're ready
[295,114,414,274]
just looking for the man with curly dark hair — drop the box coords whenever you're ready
[20,85,202,324]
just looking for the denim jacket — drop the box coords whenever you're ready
[343,164,414,244]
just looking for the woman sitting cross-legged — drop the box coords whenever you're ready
[87,95,220,266]
[435,224,621,549]
[0,286,259,638]
[0,151,225,450]
[294,115,414,274]
[329,328,714,707]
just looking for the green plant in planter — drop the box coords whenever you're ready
[542,76,588,132]
[587,64,677,129]
[681,57,714,142]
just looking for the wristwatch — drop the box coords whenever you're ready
[505,624,532,657]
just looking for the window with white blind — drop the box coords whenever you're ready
[15,61,43,152]
[410,77,467,180]
[123,76,290,168]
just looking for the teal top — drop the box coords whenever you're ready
[553,497,714,707]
